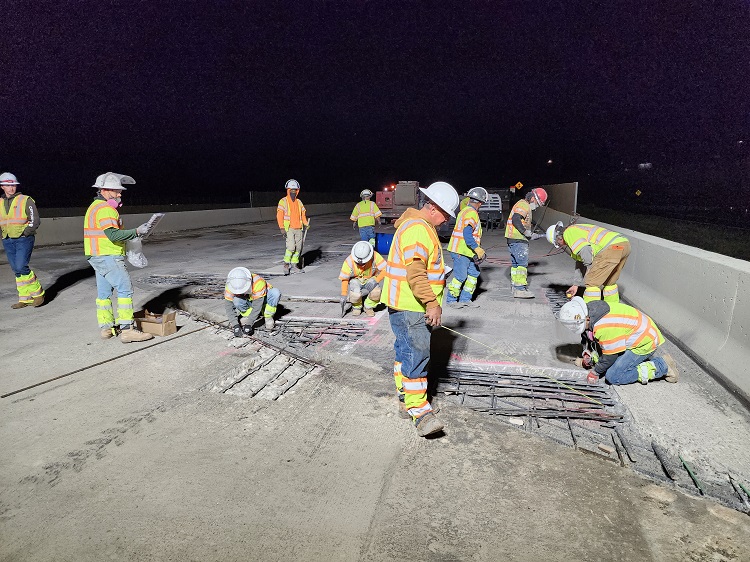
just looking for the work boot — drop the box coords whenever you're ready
[101,327,116,340]
[32,295,45,307]
[120,326,154,343]
[11,301,31,309]
[513,288,535,299]
[242,324,254,336]
[364,307,375,317]
[415,412,444,437]
[662,353,680,383]
[264,316,275,330]
[283,263,291,276]
[351,307,362,316]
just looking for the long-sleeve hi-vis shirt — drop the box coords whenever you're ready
[339,252,386,295]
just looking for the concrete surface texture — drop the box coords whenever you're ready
[1,215,750,561]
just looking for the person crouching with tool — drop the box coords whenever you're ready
[225,267,281,337]
[339,241,386,317]
[557,296,679,385]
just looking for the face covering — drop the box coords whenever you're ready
[529,202,538,211]
[107,197,122,209]
[289,191,297,201]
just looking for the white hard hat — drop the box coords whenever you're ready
[546,221,564,247]
[557,296,588,335]
[227,267,253,294]
[466,187,489,204]
[351,241,374,264]
[419,181,459,218]
[92,172,135,191]
[0,172,20,185]
[285,179,300,191]
[360,189,373,198]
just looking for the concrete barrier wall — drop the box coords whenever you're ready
[539,209,750,401]
[30,203,353,247]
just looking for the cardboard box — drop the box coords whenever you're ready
[134,309,177,337]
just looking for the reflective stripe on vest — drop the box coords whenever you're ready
[382,218,445,312]
[339,252,386,282]
[0,195,30,238]
[224,273,270,301]
[447,206,481,256]
[563,224,628,257]
[84,200,125,256]
[593,303,664,356]
[277,197,306,230]
[505,199,531,239]
[350,200,381,227]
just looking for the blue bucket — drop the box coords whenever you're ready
[375,232,395,256]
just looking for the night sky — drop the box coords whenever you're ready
[3,1,749,207]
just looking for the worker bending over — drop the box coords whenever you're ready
[558,297,679,385]
[277,179,309,275]
[446,187,488,305]
[1,172,45,308]
[382,181,459,437]
[225,267,281,336]
[339,241,385,317]
[504,188,548,298]
[546,221,630,302]
[349,189,382,246]
[84,173,153,342]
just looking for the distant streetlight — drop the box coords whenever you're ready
[546,159,553,166]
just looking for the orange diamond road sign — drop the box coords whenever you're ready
[515,182,524,189]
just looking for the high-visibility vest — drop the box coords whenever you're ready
[447,206,481,257]
[459,196,470,211]
[349,200,382,227]
[339,252,386,283]
[277,196,307,230]
[224,273,271,301]
[563,224,628,260]
[593,303,664,356]
[0,194,31,238]
[382,218,446,312]
[505,199,531,239]
[84,200,125,256]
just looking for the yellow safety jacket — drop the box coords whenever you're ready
[350,200,382,227]
[593,303,664,356]
[84,200,125,256]
[505,199,531,239]
[447,206,481,257]
[382,217,446,311]
[0,194,31,238]
[339,252,386,295]
[224,273,271,301]
[459,196,470,211]
[563,224,628,261]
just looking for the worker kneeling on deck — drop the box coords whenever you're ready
[446,187,487,304]
[339,241,385,317]
[547,221,630,303]
[225,267,281,336]
[557,297,679,385]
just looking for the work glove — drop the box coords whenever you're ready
[586,371,600,384]
[474,247,486,260]
[530,232,544,240]
[136,223,149,236]
[523,229,533,239]
[242,325,254,336]
[232,325,243,338]
[280,228,286,235]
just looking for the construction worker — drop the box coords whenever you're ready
[225,267,281,336]
[84,172,153,343]
[546,221,631,303]
[1,172,45,309]
[277,179,309,275]
[381,181,459,437]
[349,189,382,246]
[504,187,548,298]
[339,241,386,317]
[446,187,488,305]
[557,297,679,385]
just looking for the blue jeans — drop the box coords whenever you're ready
[2,235,35,277]
[232,287,281,315]
[389,309,431,380]
[447,252,480,302]
[88,255,134,326]
[359,225,375,243]
[604,351,668,385]
[507,239,529,289]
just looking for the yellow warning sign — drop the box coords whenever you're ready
[635,190,642,196]
[515,182,524,189]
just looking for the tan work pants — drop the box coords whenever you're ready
[584,242,630,287]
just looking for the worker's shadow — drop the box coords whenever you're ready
[43,266,95,304]
[301,247,323,266]
[555,343,583,364]
[428,319,464,396]
[140,287,188,314]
